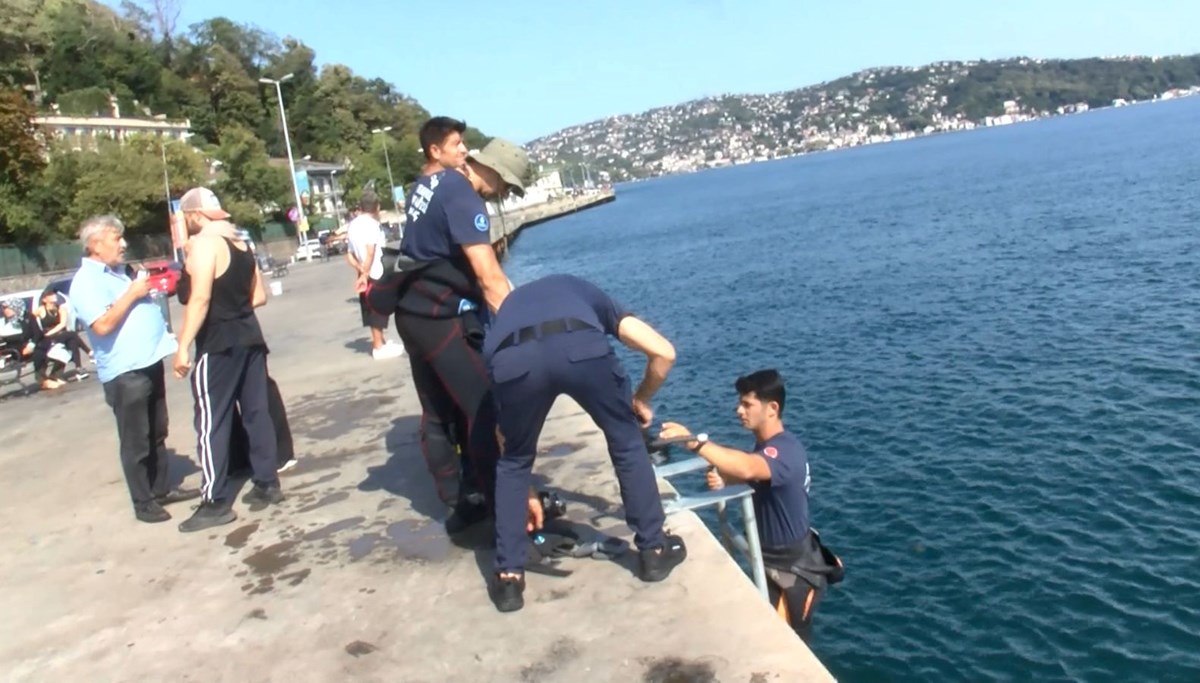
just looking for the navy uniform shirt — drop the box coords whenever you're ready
[400,170,491,261]
[483,274,630,356]
[750,429,811,548]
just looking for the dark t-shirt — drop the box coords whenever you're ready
[400,170,491,261]
[750,429,811,548]
[483,274,630,355]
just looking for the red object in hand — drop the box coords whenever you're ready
[142,260,182,296]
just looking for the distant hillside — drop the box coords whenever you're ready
[528,55,1200,182]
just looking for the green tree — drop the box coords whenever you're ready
[211,125,289,226]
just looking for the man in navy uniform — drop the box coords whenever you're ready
[659,369,842,643]
[484,274,687,612]
[372,117,524,533]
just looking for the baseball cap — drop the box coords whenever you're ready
[468,138,529,197]
[178,187,231,219]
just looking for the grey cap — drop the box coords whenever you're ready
[469,138,529,197]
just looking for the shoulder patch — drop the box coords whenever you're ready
[762,446,778,459]
[474,213,490,232]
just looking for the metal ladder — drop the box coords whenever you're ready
[654,457,769,600]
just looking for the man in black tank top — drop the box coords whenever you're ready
[172,187,283,533]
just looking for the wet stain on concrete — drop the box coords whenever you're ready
[284,446,373,475]
[520,638,580,681]
[345,641,378,657]
[291,472,342,491]
[349,533,383,561]
[225,523,260,549]
[540,441,586,457]
[535,588,571,603]
[278,568,311,587]
[749,674,771,683]
[641,657,718,683]
[296,491,350,513]
[376,498,397,511]
[248,577,274,594]
[242,540,300,585]
[346,519,451,563]
[303,516,365,541]
[384,519,451,562]
[246,608,267,620]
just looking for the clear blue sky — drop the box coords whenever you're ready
[144,0,1200,142]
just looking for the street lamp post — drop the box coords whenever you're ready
[259,73,308,248]
[330,169,342,229]
[371,126,396,210]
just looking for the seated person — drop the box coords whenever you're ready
[32,289,88,381]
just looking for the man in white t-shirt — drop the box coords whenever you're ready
[345,192,403,360]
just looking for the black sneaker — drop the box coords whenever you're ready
[134,501,171,524]
[444,500,491,535]
[178,501,237,533]
[490,573,525,613]
[241,482,284,507]
[156,487,201,506]
[638,534,688,582]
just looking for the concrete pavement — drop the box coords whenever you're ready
[0,259,833,682]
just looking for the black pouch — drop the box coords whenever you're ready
[461,309,485,350]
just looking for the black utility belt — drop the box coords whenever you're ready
[494,318,597,353]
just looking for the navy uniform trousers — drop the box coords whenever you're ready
[489,328,667,572]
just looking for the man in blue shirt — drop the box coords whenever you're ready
[659,369,843,643]
[483,274,687,612]
[370,117,524,534]
[69,215,199,524]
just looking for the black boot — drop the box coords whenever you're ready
[489,573,525,613]
[638,534,687,582]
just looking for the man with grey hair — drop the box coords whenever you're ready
[69,215,200,524]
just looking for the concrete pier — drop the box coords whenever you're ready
[0,229,834,682]
[489,190,617,255]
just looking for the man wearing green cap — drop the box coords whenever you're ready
[372,122,528,534]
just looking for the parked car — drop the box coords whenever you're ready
[142,260,183,296]
[0,284,77,331]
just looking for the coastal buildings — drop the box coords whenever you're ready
[528,58,1200,181]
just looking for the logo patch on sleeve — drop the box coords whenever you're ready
[762,446,778,459]
[474,213,490,232]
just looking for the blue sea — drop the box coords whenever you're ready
[502,97,1200,682]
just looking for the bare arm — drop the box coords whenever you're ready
[176,236,218,354]
[41,308,67,337]
[694,441,771,483]
[251,264,267,308]
[657,421,771,484]
[90,281,151,336]
[617,316,676,402]
[461,243,513,313]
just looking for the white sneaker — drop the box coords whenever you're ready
[372,345,404,360]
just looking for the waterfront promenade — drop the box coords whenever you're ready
[0,250,833,681]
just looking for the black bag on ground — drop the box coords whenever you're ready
[229,374,294,473]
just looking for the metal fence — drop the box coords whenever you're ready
[0,221,298,279]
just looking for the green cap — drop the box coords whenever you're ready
[469,138,529,197]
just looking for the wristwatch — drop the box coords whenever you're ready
[691,433,709,452]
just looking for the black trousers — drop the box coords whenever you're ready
[490,332,667,572]
[395,312,499,507]
[190,345,279,503]
[102,360,170,506]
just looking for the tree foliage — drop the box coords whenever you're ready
[0,0,487,244]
